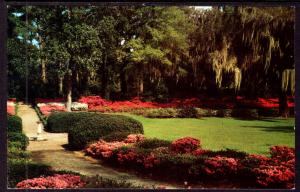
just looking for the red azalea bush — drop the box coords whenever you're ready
[7,101,15,115]
[236,96,294,108]
[85,135,295,188]
[170,137,201,153]
[78,95,294,114]
[116,148,160,168]
[238,147,295,188]
[270,146,295,163]
[252,164,294,188]
[203,156,238,178]
[39,105,66,116]
[16,174,85,189]
[7,106,15,115]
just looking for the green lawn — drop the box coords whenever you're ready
[120,114,295,155]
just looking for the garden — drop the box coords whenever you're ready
[7,5,295,189]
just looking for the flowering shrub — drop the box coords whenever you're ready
[38,103,66,116]
[7,101,15,115]
[252,165,294,188]
[85,135,295,188]
[85,140,128,159]
[85,134,145,159]
[16,174,85,189]
[270,146,295,162]
[124,134,145,143]
[35,95,294,117]
[236,96,294,108]
[203,156,238,178]
[116,149,160,168]
[170,137,201,153]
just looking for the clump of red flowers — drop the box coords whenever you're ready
[124,134,145,143]
[16,174,85,189]
[85,140,128,159]
[85,135,295,189]
[7,101,16,115]
[170,137,201,154]
[85,134,145,159]
[38,104,66,116]
[203,156,238,177]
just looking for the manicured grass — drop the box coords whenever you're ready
[118,113,295,155]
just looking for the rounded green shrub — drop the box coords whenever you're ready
[178,107,200,118]
[135,138,171,149]
[68,114,143,150]
[100,132,132,142]
[7,132,29,150]
[7,115,22,133]
[46,112,100,133]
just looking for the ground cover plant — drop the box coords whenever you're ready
[85,135,295,189]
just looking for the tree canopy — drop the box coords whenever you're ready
[7,6,294,115]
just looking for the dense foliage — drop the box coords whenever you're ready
[7,6,294,116]
[7,115,22,133]
[46,112,99,132]
[68,114,144,149]
[85,135,295,188]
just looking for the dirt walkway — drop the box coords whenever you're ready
[18,104,179,189]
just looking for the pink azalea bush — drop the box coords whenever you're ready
[38,103,66,116]
[85,134,145,159]
[7,101,16,115]
[85,135,295,188]
[16,174,85,189]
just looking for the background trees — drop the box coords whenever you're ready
[7,6,295,115]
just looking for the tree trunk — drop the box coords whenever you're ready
[58,76,63,96]
[137,73,144,97]
[38,32,47,84]
[279,89,289,118]
[41,59,47,83]
[120,68,127,99]
[66,72,72,112]
[101,54,109,99]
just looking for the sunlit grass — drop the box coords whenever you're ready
[118,113,295,155]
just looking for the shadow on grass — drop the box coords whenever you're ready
[242,125,294,133]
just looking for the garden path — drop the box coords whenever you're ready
[18,104,179,189]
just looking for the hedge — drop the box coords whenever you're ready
[135,138,172,149]
[46,112,100,133]
[100,131,132,142]
[7,158,52,188]
[7,132,29,150]
[7,115,22,133]
[68,114,143,150]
